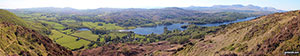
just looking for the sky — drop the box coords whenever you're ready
[0,0,299,10]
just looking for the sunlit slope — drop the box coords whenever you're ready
[0,9,72,56]
[176,10,300,56]
[0,9,27,27]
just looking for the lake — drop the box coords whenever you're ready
[78,28,90,31]
[123,17,256,35]
[197,17,257,26]
[127,23,189,35]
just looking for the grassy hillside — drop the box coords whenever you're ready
[0,9,72,56]
[72,31,99,41]
[1,9,51,35]
[176,10,300,56]
[0,9,27,27]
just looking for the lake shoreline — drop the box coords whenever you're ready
[120,17,257,35]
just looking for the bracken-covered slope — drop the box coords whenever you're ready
[0,9,72,56]
[176,10,300,56]
[73,41,183,56]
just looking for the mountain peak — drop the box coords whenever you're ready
[232,4,244,7]
[247,4,255,6]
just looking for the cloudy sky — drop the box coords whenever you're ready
[0,0,299,10]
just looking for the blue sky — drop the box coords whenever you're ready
[0,0,299,10]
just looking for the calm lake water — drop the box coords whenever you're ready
[197,17,257,26]
[78,28,90,31]
[127,23,189,35]
[126,17,257,35]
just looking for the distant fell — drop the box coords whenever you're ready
[183,4,284,13]
[176,10,300,56]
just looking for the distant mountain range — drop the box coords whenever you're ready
[7,4,283,20]
[182,4,284,13]
[7,4,283,14]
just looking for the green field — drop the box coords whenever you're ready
[49,30,90,49]
[127,26,136,29]
[61,29,73,34]
[82,22,125,30]
[60,19,76,23]
[39,20,66,30]
[72,31,99,41]
[55,36,90,49]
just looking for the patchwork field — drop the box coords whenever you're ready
[72,31,99,41]
[82,22,125,30]
[61,29,73,34]
[39,20,66,30]
[49,30,90,49]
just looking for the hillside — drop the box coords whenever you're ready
[0,9,72,56]
[0,9,27,27]
[73,41,184,56]
[176,10,300,56]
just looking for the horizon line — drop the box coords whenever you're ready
[0,4,287,11]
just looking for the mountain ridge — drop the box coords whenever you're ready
[6,4,282,14]
[175,10,300,56]
[184,4,284,12]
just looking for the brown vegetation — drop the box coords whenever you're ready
[73,41,184,56]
